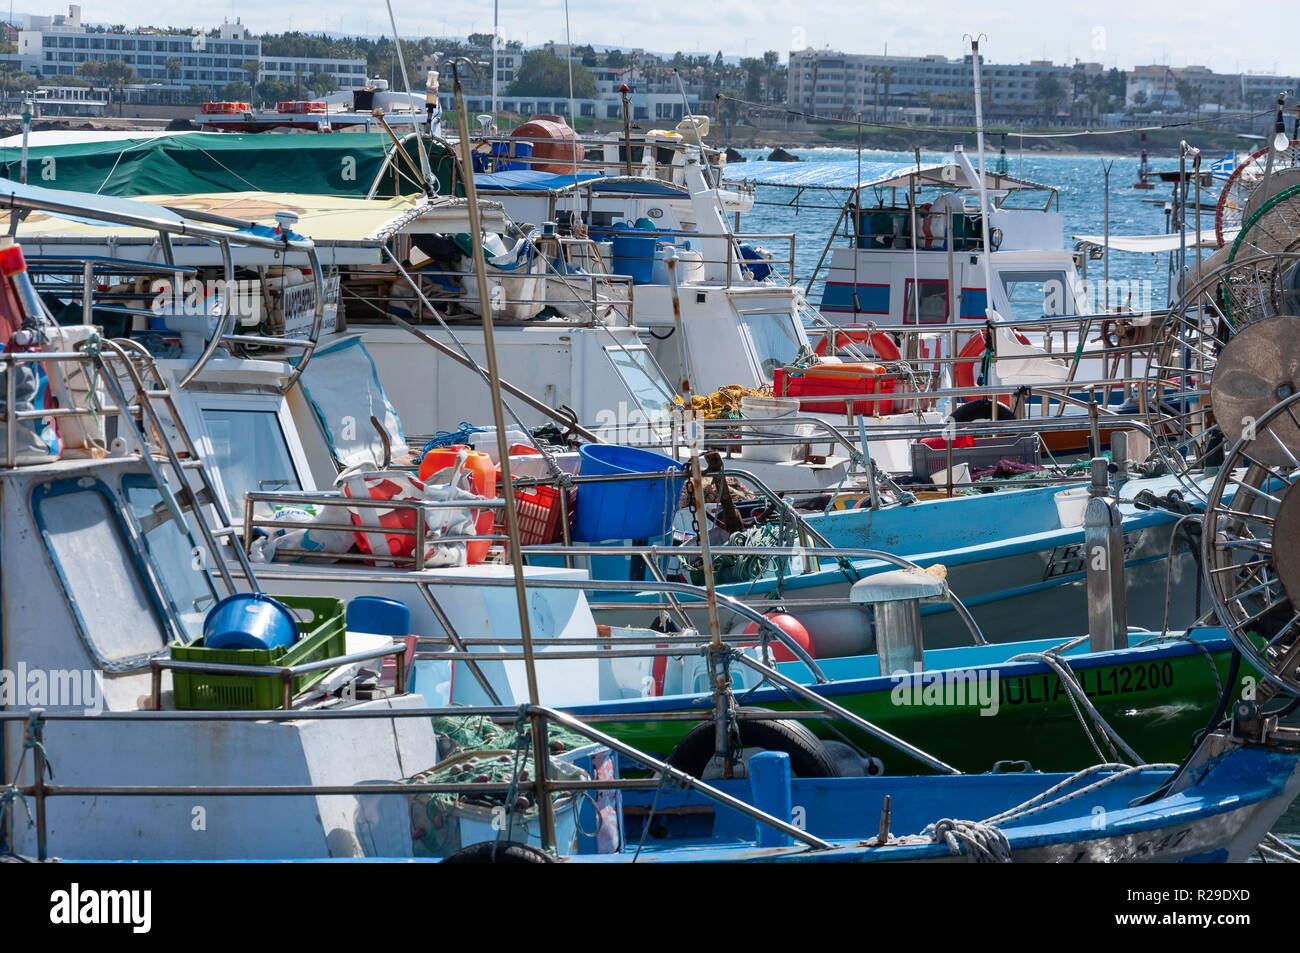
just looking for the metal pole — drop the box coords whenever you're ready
[491,0,499,123]
[451,64,556,852]
[31,709,47,861]
[969,38,994,315]
[1101,159,1112,310]
[1193,149,1203,280]
[18,99,31,185]
[621,84,632,176]
[1085,458,1127,652]
[1177,142,1188,298]
[667,247,732,775]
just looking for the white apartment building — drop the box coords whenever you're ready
[258,56,369,91]
[17,8,365,94]
[787,48,1090,115]
[18,11,260,88]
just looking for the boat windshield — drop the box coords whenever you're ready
[738,310,803,375]
[199,407,302,519]
[123,476,220,640]
[34,480,170,668]
[606,345,677,420]
[997,270,1079,321]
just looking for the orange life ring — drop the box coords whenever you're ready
[813,326,902,362]
[953,329,1032,403]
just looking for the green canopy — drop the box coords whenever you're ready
[0,132,447,198]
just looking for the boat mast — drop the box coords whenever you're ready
[968,36,994,317]
[451,61,559,850]
[491,0,499,127]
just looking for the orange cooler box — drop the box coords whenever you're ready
[773,363,897,416]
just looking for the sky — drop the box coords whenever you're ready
[50,0,1300,76]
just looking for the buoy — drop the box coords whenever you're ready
[813,325,902,361]
[742,611,814,663]
[953,328,1033,405]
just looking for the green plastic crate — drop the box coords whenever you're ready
[169,595,347,710]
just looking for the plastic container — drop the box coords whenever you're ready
[507,116,578,174]
[490,139,533,171]
[773,362,897,416]
[1054,486,1091,528]
[170,596,346,710]
[347,596,411,637]
[418,445,496,563]
[496,482,570,545]
[739,394,814,464]
[610,232,657,284]
[203,593,300,651]
[909,433,1041,480]
[572,444,685,542]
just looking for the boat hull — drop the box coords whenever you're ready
[569,633,1246,773]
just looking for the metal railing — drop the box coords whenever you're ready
[1,701,844,860]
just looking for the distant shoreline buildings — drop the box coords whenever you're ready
[787,48,1300,127]
[2,6,1297,129]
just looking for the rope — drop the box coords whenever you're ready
[632,763,679,864]
[1,711,52,856]
[1259,833,1300,863]
[923,760,1178,861]
[1008,649,1145,764]
[928,818,1012,862]
[418,421,489,460]
[1133,630,1223,700]
[492,705,532,860]
[173,140,267,194]
[981,762,1178,826]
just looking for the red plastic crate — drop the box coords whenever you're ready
[493,483,566,545]
[774,363,898,416]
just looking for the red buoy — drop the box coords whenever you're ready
[742,612,814,663]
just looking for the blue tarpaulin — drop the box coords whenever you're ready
[720,159,1048,193]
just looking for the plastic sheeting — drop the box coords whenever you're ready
[294,335,408,470]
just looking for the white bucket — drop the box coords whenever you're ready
[1054,486,1091,528]
[930,462,971,487]
[739,395,814,463]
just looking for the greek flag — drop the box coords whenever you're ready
[1210,152,1236,182]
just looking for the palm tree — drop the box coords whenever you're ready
[165,56,181,84]
[880,67,895,121]
[240,60,260,104]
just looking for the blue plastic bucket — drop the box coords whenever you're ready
[347,597,411,637]
[491,140,533,171]
[610,233,657,284]
[203,593,299,651]
[572,444,685,542]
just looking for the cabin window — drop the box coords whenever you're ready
[998,270,1077,320]
[123,477,219,640]
[903,279,949,325]
[737,311,802,375]
[198,407,301,519]
[606,346,676,420]
[34,481,169,670]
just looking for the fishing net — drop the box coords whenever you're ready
[403,715,595,857]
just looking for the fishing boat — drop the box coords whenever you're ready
[2,166,1298,864]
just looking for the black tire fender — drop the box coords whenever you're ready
[441,841,557,863]
[665,709,841,778]
[951,398,1015,423]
